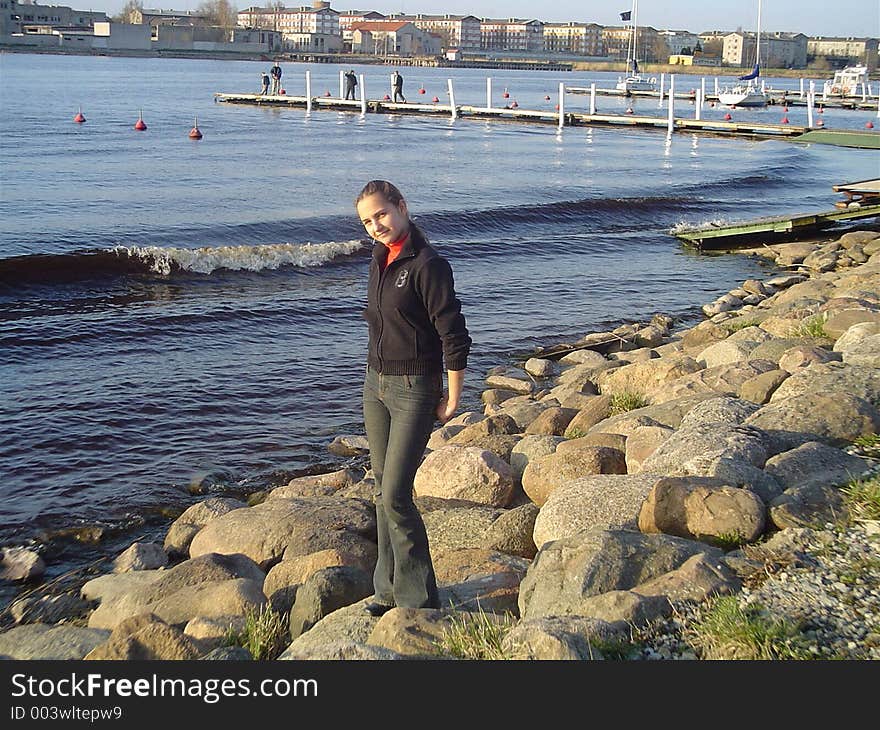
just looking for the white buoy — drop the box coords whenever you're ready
[305,70,312,113]
[447,79,457,120]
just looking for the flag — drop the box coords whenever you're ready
[620,10,632,20]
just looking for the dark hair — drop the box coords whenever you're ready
[355,180,405,208]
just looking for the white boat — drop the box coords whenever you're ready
[823,65,870,98]
[615,1,657,94]
[717,0,768,107]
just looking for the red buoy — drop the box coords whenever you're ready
[503,89,510,99]
[816,118,825,127]
[419,87,426,94]
[867,121,875,129]
[383,94,391,100]
[134,111,147,131]
[73,107,85,123]
[724,112,732,120]
[280,88,285,95]
[188,116,202,139]
[783,106,789,112]
[432,95,439,103]
[325,90,331,97]
[544,95,551,101]
[511,100,518,108]
[555,104,559,110]
[781,116,789,124]
[818,107,823,114]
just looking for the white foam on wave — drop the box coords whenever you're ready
[111,240,366,275]
[669,218,732,235]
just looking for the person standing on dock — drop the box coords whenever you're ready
[355,179,470,617]
[270,61,282,95]
[392,70,406,103]
[260,72,270,95]
[344,70,358,100]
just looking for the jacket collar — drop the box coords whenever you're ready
[371,223,426,267]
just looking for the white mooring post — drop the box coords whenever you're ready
[807,90,814,128]
[668,75,675,135]
[339,69,344,99]
[447,79,457,120]
[589,82,596,115]
[800,77,805,97]
[714,77,719,95]
[305,70,312,113]
[701,77,706,105]
[359,74,367,114]
[659,72,665,103]
[558,81,565,130]
[486,77,492,109]
[695,87,702,120]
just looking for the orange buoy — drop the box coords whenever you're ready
[867,121,875,129]
[724,112,732,120]
[432,96,439,103]
[134,111,147,131]
[188,116,202,139]
[73,107,85,123]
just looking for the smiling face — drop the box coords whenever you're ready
[356,192,410,245]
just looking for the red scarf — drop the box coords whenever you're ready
[383,234,408,268]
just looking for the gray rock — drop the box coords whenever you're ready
[288,566,374,640]
[678,395,761,429]
[509,435,564,483]
[769,362,880,409]
[764,442,872,491]
[163,496,248,558]
[0,624,110,660]
[0,547,46,581]
[533,473,663,548]
[524,357,556,378]
[189,497,376,569]
[327,434,370,456]
[634,553,742,603]
[422,505,504,553]
[113,541,168,573]
[641,422,770,474]
[519,528,722,619]
[522,447,627,507]
[10,592,91,625]
[841,333,880,368]
[271,468,361,498]
[482,503,540,559]
[625,425,674,474]
[739,369,790,404]
[85,614,200,660]
[666,454,784,504]
[434,548,529,615]
[485,374,533,394]
[199,646,253,660]
[651,359,778,404]
[834,321,880,353]
[282,640,405,660]
[769,483,848,530]
[777,345,839,373]
[414,445,515,507]
[501,616,629,660]
[279,600,381,658]
[572,590,673,627]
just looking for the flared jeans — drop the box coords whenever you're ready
[363,366,441,609]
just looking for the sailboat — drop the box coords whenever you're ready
[718,0,768,107]
[615,1,656,94]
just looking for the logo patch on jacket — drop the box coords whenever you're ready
[395,270,409,288]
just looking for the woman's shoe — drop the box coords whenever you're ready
[364,601,394,617]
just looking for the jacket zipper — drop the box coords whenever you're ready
[374,247,417,371]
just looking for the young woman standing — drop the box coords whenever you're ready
[355,180,471,615]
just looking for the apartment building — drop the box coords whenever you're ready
[480,18,543,54]
[543,21,603,56]
[602,24,661,61]
[1,0,106,35]
[349,19,438,56]
[808,36,878,65]
[723,30,807,68]
[237,2,339,36]
[132,9,211,27]
[658,29,699,55]
[388,13,481,53]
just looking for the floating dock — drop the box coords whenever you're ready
[671,179,880,250]
[215,91,879,148]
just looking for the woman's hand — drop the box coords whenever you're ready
[436,391,459,424]
[437,369,465,424]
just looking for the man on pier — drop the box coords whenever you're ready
[344,70,358,100]
[270,61,283,95]
[392,70,406,103]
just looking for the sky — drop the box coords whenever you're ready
[73,1,879,38]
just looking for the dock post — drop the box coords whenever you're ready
[306,70,312,113]
[799,78,804,98]
[714,77,719,95]
[701,77,706,105]
[761,79,766,94]
[339,69,344,99]
[447,79,457,120]
[558,81,565,130]
[695,87,702,120]
[806,90,814,128]
[659,73,665,103]
[486,77,492,109]
[589,83,596,115]
[668,75,675,135]
[359,74,367,114]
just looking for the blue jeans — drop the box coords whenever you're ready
[363,366,441,609]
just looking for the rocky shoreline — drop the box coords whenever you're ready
[1,228,879,661]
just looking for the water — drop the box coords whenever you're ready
[1,52,877,600]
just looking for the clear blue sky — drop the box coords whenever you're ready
[82,1,879,38]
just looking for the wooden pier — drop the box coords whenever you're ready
[214,91,880,148]
[671,179,880,250]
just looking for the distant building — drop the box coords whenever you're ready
[131,9,211,27]
[350,19,438,56]
[808,36,878,67]
[389,14,481,53]
[658,29,699,55]
[479,18,543,54]
[543,21,603,56]
[237,3,340,36]
[723,30,807,68]
[602,24,661,61]
[1,1,106,36]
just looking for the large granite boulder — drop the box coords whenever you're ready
[288,566,374,640]
[414,446,515,507]
[640,422,770,475]
[85,614,200,661]
[500,616,629,660]
[433,548,529,615]
[521,447,627,507]
[763,441,872,492]
[163,497,248,558]
[0,624,110,660]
